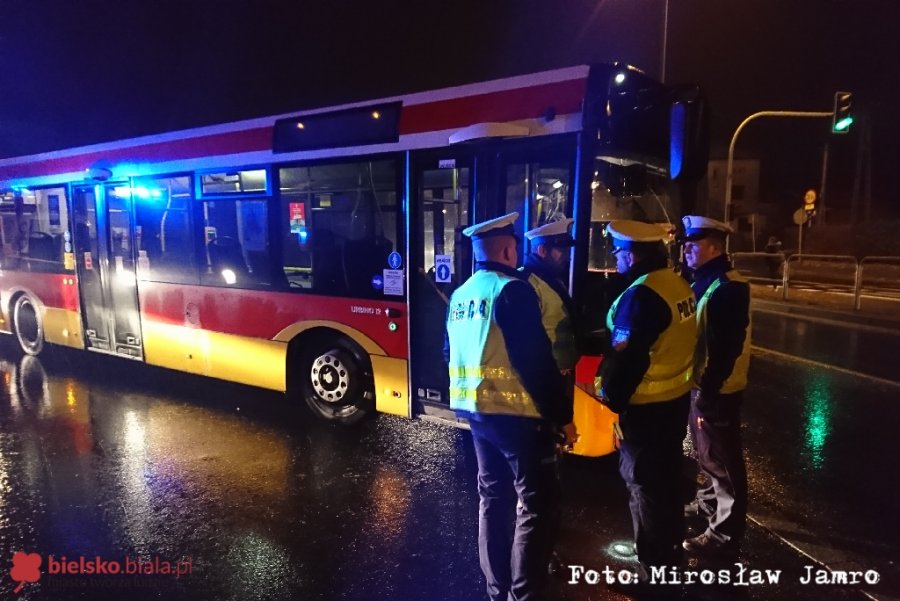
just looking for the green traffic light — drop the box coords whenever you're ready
[834,116,854,132]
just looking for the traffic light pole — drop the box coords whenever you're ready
[724,110,831,251]
[819,142,829,224]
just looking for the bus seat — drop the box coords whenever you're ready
[26,232,56,271]
[310,230,344,294]
[208,236,249,283]
[247,249,288,289]
[342,236,392,296]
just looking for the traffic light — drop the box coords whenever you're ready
[832,91,853,134]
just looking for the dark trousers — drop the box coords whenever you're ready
[617,393,690,573]
[689,389,747,544]
[469,414,560,601]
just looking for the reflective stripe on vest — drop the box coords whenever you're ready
[446,271,540,417]
[527,272,578,371]
[695,269,752,393]
[606,269,698,404]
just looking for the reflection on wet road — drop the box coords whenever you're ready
[744,308,900,595]
[0,346,483,600]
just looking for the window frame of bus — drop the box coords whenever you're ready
[195,167,272,199]
[274,152,406,300]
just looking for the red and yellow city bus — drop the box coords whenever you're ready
[0,63,706,456]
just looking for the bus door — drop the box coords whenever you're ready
[408,152,473,419]
[72,183,144,359]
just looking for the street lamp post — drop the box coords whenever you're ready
[724,110,832,251]
[660,0,669,82]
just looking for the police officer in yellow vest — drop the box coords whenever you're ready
[594,220,697,588]
[681,215,751,560]
[446,212,577,601]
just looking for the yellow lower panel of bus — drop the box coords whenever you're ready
[571,385,618,457]
[371,355,409,418]
[43,308,84,350]
[143,321,286,391]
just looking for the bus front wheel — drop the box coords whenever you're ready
[299,339,374,425]
[12,295,44,356]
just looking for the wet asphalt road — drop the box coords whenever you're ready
[752,310,900,382]
[0,314,894,601]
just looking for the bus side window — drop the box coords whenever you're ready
[278,158,401,299]
[133,175,199,285]
[200,197,275,289]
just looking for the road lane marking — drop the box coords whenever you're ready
[751,346,900,388]
[746,513,884,601]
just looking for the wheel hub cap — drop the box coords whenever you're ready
[310,353,350,403]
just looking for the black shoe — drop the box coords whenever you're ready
[683,500,714,518]
[682,532,739,559]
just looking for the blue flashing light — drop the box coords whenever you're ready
[669,103,686,180]
[130,186,165,201]
[297,229,309,243]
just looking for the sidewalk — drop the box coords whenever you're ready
[751,283,900,330]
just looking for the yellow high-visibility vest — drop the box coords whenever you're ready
[606,269,698,404]
[447,270,540,417]
[527,273,578,371]
[694,269,751,393]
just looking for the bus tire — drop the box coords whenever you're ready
[299,338,374,425]
[12,295,44,356]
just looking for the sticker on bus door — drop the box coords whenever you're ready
[84,252,93,270]
[434,255,452,283]
[383,269,403,296]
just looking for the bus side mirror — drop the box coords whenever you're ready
[669,86,709,183]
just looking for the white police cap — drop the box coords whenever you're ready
[682,215,733,241]
[524,218,575,246]
[607,220,667,253]
[462,211,519,240]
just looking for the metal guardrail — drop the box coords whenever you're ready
[855,256,900,310]
[783,254,858,304]
[733,252,900,311]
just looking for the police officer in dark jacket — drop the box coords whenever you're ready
[445,212,577,601]
[681,216,751,559]
[522,218,580,577]
[593,220,698,589]
[522,218,579,383]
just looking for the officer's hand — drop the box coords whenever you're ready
[561,422,578,447]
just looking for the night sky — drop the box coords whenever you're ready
[1,0,897,218]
